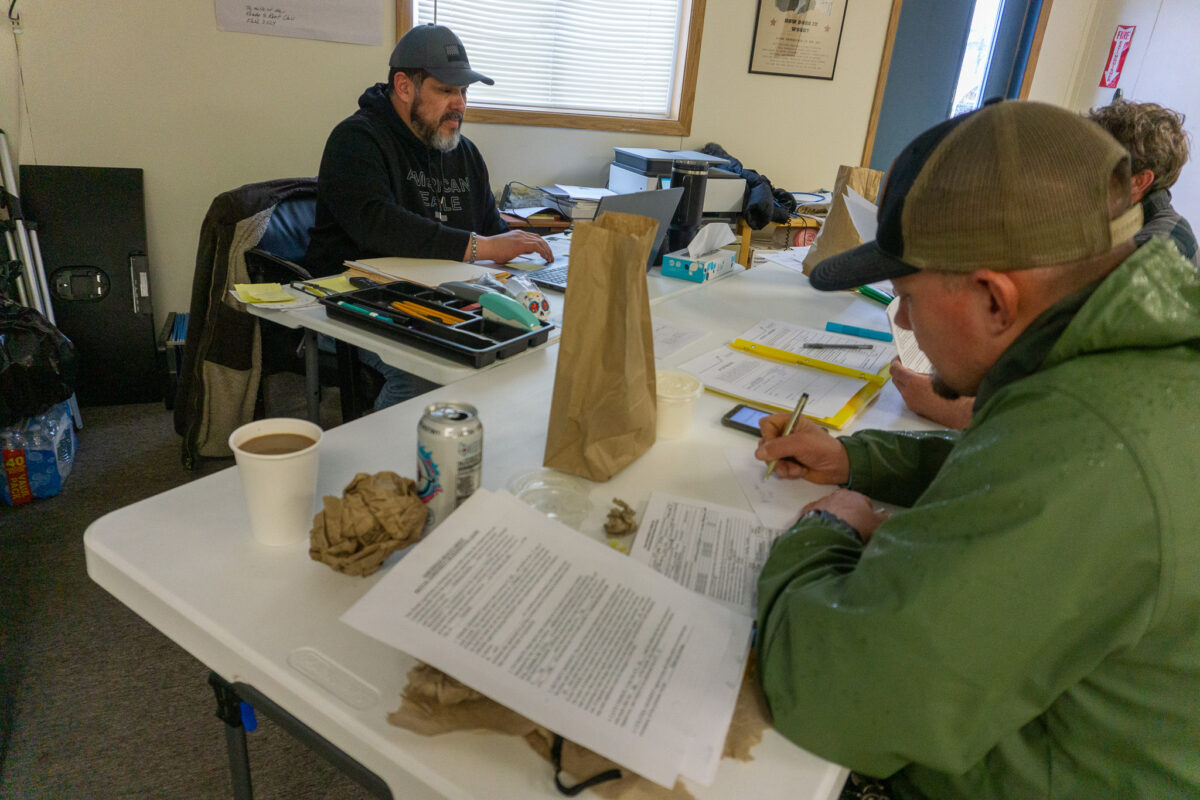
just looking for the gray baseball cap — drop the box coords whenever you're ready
[389,24,494,87]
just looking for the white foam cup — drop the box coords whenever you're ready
[656,370,703,440]
[228,418,323,546]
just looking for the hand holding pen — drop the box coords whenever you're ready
[763,393,809,479]
[756,399,851,484]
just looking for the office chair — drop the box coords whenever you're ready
[176,178,378,469]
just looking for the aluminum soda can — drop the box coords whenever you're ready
[417,402,483,530]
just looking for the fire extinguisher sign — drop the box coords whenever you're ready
[1100,25,1135,89]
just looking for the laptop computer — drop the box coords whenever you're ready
[512,187,685,292]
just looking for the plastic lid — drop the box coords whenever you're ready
[506,469,592,529]
[656,370,702,401]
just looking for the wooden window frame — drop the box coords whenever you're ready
[396,0,706,135]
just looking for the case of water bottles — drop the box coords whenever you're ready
[1,401,77,505]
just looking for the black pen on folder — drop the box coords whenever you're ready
[803,343,873,350]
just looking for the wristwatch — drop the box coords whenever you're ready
[799,509,860,538]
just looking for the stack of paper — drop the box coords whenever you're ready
[342,490,752,789]
[552,184,615,220]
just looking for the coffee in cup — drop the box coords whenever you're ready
[228,418,323,546]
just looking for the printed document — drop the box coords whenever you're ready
[679,349,863,418]
[631,492,782,617]
[740,319,895,372]
[342,490,751,788]
[678,320,894,418]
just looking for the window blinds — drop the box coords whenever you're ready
[414,0,685,117]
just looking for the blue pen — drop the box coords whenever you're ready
[825,321,893,342]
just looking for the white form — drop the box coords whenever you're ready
[722,448,831,530]
[739,319,896,372]
[678,348,865,419]
[679,320,895,418]
[342,490,751,789]
[631,492,782,618]
[653,320,709,359]
[887,298,933,373]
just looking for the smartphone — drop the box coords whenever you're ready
[720,404,771,436]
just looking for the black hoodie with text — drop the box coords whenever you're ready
[304,82,507,276]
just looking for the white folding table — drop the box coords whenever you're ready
[247,257,742,420]
[87,262,939,799]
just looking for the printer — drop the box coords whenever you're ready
[607,148,747,216]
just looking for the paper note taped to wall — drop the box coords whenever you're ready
[214,0,382,46]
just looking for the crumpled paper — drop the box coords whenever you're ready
[604,498,638,537]
[388,660,770,800]
[309,471,427,576]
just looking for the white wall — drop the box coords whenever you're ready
[1064,0,1162,112]
[1024,0,1100,107]
[0,1,892,324]
[1070,0,1200,224]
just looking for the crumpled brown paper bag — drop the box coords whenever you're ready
[388,660,771,800]
[309,471,427,576]
[802,165,885,275]
[543,211,658,482]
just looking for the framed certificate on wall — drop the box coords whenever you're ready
[749,0,849,80]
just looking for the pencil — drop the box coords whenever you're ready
[764,393,809,480]
[391,300,465,324]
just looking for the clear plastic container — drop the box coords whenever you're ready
[506,469,592,530]
[655,370,703,439]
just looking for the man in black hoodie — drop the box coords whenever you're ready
[305,24,552,408]
[305,23,552,276]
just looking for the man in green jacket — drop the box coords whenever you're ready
[753,100,1200,798]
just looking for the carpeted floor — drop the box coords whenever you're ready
[0,400,373,799]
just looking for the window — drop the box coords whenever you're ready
[396,0,706,135]
[864,0,1051,171]
[951,0,1005,116]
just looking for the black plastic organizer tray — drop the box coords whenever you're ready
[319,280,554,368]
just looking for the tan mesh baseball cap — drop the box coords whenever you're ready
[810,100,1143,291]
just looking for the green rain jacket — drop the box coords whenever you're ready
[757,238,1200,799]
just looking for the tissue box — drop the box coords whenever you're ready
[661,247,736,283]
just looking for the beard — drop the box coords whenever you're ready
[930,372,962,400]
[410,89,463,152]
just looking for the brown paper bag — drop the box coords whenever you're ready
[801,165,885,275]
[543,211,658,481]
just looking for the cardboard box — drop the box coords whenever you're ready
[661,247,736,283]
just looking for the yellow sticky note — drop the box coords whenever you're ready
[234,283,294,304]
[311,276,356,294]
